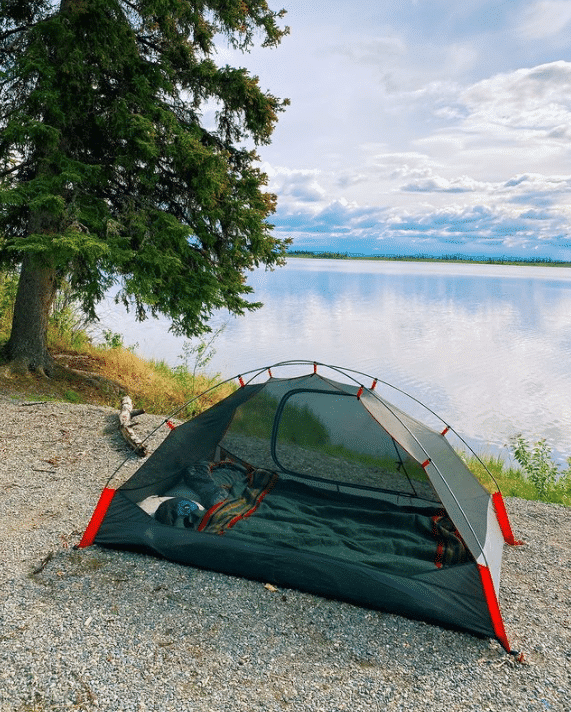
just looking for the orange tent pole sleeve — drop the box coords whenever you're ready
[477,564,511,653]
[492,491,525,546]
[78,487,116,548]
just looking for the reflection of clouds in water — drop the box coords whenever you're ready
[397,297,571,451]
[239,267,571,457]
[97,262,571,458]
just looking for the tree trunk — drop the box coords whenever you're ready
[5,254,58,375]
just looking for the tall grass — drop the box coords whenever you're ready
[465,442,571,507]
[0,271,17,337]
[465,453,540,500]
[85,339,230,417]
[0,274,233,417]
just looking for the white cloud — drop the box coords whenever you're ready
[518,0,571,39]
[274,188,571,256]
[459,61,571,131]
[407,62,571,183]
[400,174,489,193]
[237,2,571,262]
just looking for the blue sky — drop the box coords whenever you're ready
[220,0,571,259]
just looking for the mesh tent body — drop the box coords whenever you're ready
[81,362,519,650]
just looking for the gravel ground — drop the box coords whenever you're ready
[1,396,570,712]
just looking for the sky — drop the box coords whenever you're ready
[219,0,571,260]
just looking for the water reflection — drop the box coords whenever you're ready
[98,259,571,459]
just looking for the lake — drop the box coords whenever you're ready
[98,258,571,462]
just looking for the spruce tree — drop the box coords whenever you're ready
[0,0,290,374]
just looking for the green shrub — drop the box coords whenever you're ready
[64,389,83,404]
[102,329,125,349]
[511,435,571,504]
[464,443,571,506]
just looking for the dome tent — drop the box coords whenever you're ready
[80,361,522,652]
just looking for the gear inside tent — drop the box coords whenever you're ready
[80,361,523,651]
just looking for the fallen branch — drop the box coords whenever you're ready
[119,396,147,456]
[32,551,54,575]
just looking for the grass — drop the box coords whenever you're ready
[464,449,571,507]
[464,453,539,500]
[73,339,234,418]
[0,337,234,418]
[0,277,234,418]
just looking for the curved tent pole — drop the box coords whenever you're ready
[245,360,497,568]
[104,358,499,488]
[101,362,293,489]
[100,359,503,560]
[362,389,491,566]
[277,361,502,494]
[314,360,502,494]
[79,358,518,652]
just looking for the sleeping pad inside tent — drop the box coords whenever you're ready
[80,363,521,651]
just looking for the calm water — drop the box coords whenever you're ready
[98,259,571,461]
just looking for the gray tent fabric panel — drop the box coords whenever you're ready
[360,390,498,566]
[421,433,494,557]
[479,496,505,596]
[95,492,495,639]
[360,390,434,465]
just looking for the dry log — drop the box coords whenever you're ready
[119,396,147,456]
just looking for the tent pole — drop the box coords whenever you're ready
[478,564,512,653]
[77,488,116,548]
[492,492,525,546]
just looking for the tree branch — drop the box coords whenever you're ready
[0,24,33,41]
[0,161,29,179]
[118,396,147,456]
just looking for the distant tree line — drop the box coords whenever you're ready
[287,250,570,266]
